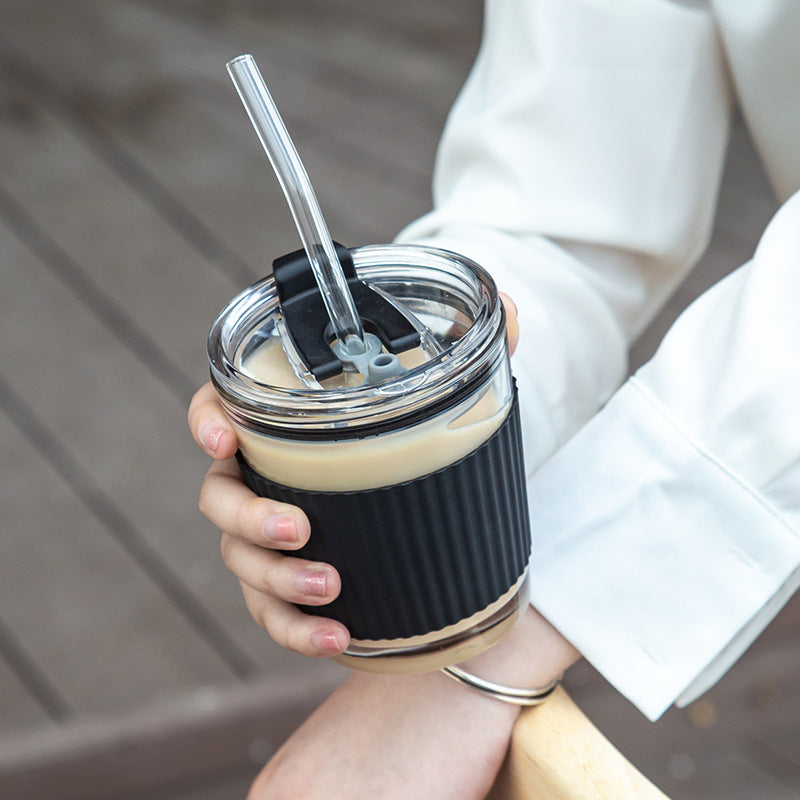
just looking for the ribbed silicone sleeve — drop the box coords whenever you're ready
[236,394,531,641]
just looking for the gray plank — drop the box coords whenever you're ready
[0,672,342,800]
[725,113,780,201]
[0,364,233,717]
[0,68,235,386]
[0,649,53,738]
[148,772,256,800]
[710,118,777,246]
[757,589,800,644]
[748,734,800,796]
[0,0,449,273]
[657,750,799,800]
[146,0,484,60]
[140,0,481,112]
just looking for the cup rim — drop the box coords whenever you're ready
[207,243,507,434]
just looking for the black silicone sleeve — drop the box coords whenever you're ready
[236,393,531,641]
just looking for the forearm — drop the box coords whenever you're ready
[254,607,578,800]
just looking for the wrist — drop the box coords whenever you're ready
[345,665,521,735]
[457,606,580,690]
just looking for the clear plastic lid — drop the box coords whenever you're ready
[208,244,512,439]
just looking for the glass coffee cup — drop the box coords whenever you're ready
[208,242,532,673]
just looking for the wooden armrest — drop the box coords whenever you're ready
[486,687,670,800]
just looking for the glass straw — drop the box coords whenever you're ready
[227,54,366,354]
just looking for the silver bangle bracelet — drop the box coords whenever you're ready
[441,665,561,706]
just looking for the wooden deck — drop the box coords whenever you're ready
[0,2,796,798]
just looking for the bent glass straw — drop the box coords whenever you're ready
[226,54,367,355]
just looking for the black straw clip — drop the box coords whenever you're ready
[272,243,420,381]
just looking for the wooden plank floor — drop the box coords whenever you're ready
[0,2,797,798]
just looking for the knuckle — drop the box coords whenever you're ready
[233,494,260,538]
[256,556,282,596]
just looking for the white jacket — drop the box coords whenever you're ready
[398,0,800,720]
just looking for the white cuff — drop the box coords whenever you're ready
[528,378,800,720]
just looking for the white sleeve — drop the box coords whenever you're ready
[529,192,800,720]
[397,0,731,471]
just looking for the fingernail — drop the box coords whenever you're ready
[262,514,297,544]
[199,423,224,455]
[294,569,328,597]
[311,629,343,653]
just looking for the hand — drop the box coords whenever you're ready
[187,293,520,658]
[188,381,350,656]
[247,607,579,800]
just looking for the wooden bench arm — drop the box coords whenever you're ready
[486,687,669,800]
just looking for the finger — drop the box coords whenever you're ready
[188,382,238,459]
[240,582,350,657]
[499,292,519,355]
[221,533,341,606]
[200,458,311,550]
